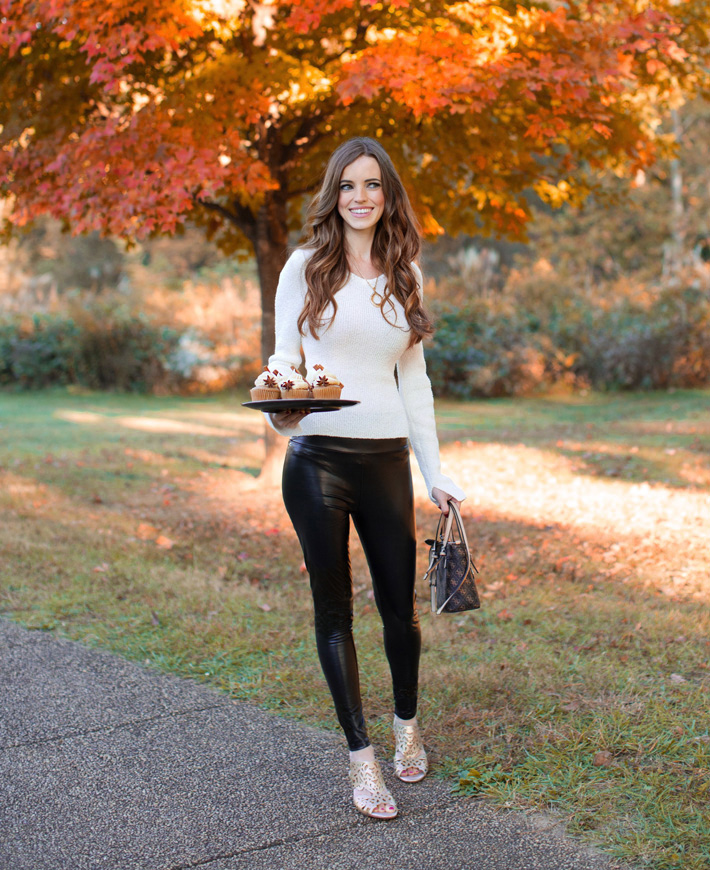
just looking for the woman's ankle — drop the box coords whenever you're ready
[349,744,375,765]
[394,713,417,726]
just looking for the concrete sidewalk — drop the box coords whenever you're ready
[0,618,625,870]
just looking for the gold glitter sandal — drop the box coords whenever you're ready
[393,717,428,783]
[349,758,398,820]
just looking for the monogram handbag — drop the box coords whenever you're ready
[423,500,480,614]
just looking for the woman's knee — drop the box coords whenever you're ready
[313,603,354,638]
[373,583,419,629]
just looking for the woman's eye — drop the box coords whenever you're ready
[340,183,352,190]
[368,182,381,188]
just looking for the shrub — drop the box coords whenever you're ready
[427,283,710,397]
[562,286,710,391]
[427,296,562,398]
[73,315,183,392]
[0,311,189,392]
[0,316,82,389]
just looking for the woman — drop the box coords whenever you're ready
[267,137,465,820]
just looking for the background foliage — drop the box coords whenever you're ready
[2,0,709,363]
[4,97,710,397]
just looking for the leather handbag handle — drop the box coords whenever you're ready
[438,504,456,547]
[435,500,475,614]
[423,502,457,605]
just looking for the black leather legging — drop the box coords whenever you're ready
[282,435,421,751]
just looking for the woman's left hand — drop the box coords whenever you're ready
[432,487,460,516]
[269,409,310,429]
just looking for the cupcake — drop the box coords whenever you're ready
[250,367,280,400]
[279,370,310,400]
[308,364,343,399]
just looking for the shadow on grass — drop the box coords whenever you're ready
[437,388,710,493]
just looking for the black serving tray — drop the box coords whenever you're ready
[242,398,360,413]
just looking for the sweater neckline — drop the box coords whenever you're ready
[349,271,385,283]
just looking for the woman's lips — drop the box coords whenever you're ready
[350,208,373,215]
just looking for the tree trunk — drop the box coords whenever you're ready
[666,107,685,281]
[253,193,290,485]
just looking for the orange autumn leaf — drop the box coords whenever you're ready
[137,523,159,541]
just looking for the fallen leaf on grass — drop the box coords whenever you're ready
[259,603,272,612]
[670,673,687,684]
[137,523,159,540]
[92,562,109,573]
[155,535,174,549]
[497,609,514,621]
[593,751,614,767]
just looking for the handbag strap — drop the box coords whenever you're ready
[422,511,451,584]
[436,500,476,614]
[422,507,455,584]
[439,504,456,547]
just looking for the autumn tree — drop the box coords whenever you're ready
[2,0,709,369]
[510,97,710,288]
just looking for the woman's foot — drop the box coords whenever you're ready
[349,747,398,819]
[393,715,428,783]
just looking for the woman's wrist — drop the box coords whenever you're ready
[431,486,460,515]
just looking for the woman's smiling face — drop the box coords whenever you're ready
[337,155,385,234]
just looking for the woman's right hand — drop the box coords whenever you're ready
[269,409,310,429]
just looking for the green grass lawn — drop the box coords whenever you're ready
[1,386,709,868]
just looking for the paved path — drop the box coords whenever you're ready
[0,619,626,870]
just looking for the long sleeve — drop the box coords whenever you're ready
[396,339,467,504]
[395,263,466,505]
[265,249,309,436]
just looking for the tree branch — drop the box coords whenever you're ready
[195,196,256,244]
[282,115,333,165]
[286,183,320,199]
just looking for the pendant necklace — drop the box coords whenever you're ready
[351,260,383,304]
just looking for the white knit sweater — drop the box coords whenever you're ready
[267,248,466,504]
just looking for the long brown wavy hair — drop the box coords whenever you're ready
[297,137,434,347]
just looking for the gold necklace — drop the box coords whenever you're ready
[351,260,382,303]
